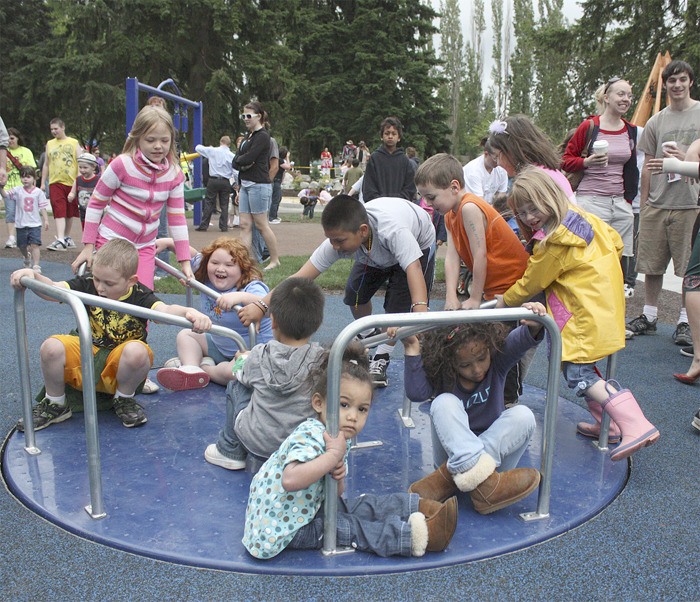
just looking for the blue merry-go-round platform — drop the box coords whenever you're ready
[2,360,627,576]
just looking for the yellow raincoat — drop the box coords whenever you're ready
[503,207,625,363]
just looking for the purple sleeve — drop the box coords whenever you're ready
[493,325,542,377]
[404,354,435,402]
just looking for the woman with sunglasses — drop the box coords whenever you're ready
[233,101,280,270]
[562,77,639,296]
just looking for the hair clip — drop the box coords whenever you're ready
[349,359,358,365]
[489,120,508,135]
[446,326,461,341]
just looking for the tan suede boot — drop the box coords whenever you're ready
[425,496,458,552]
[453,453,541,515]
[408,463,459,503]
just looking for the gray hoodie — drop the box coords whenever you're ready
[234,340,325,458]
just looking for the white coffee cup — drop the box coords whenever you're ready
[662,142,681,181]
[592,140,609,166]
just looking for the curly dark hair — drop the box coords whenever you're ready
[311,342,373,399]
[419,322,508,392]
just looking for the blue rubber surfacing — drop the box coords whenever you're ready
[3,361,627,576]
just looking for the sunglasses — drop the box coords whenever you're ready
[604,76,622,93]
[240,113,259,120]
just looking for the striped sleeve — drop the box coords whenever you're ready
[82,159,123,244]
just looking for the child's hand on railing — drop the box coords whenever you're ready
[402,335,420,356]
[72,245,94,274]
[237,302,262,328]
[185,308,212,333]
[10,268,36,289]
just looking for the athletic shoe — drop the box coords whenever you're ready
[200,356,216,367]
[680,346,694,358]
[4,235,17,248]
[269,218,282,224]
[46,238,67,251]
[353,327,382,346]
[23,254,31,268]
[204,444,246,470]
[64,236,76,248]
[163,357,182,369]
[112,396,147,428]
[625,314,657,338]
[672,322,692,346]
[369,355,390,388]
[693,409,700,432]
[623,284,635,298]
[141,378,160,395]
[157,366,210,391]
[16,398,72,432]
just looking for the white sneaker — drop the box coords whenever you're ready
[4,236,16,248]
[269,218,282,224]
[624,284,635,298]
[141,377,160,395]
[200,356,216,367]
[204,444,246,470]
[64,236,76,248]
[163,357,182,369]
[46,238,67,251]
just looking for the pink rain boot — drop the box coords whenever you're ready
[601,389,659,461]
[576,399,621,444]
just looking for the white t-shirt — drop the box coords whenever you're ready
[309,197,435,271]
[462,155,508,203]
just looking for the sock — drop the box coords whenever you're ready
[678,309,688,324]
[114,389,134,399]
[375,343,393,357]
[642,305,657,322]
[45,393,66,406]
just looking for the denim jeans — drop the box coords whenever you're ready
[269,180,282,220]
[430,394,536,473]
[288,492,418,557]
[216,380,253,461]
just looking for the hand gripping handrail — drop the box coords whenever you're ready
[14,277,247,519]
[154,257,257,347]
[321,307,563,555]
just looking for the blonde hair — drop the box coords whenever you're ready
[123,106,178,166]
[92,239,139,278]
[508,167,571,241]
[415,153,465,189]
[594,84,606,115]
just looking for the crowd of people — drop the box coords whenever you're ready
[3,56,700,561]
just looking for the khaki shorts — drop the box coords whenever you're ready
[636,205,700,276]
[52,335,153,395]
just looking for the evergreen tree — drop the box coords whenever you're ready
[438,0,465,154]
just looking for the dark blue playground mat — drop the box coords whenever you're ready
[3,361,627,576]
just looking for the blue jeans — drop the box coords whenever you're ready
[155,209,170,277]
[289,492,418,557]
[269,180,282,220]
[216,380,253,461]
[430,394,536,472]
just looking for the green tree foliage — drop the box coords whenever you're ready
[1,0,449,166]
[438,0,465,154]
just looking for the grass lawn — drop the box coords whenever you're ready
[155,257,446,295]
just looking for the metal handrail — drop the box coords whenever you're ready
[154,257,257,348]
[14,277,247,518]
[322,307,563,555]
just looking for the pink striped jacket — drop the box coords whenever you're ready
[82,149,190,261]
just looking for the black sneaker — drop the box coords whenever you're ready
[353,328,382,346]
[680,346,694,358]
[113,396,147,428]
[625,314,657,338]
[693,409,700,432]
[16,398,72,432]
[672,322,693,346]
[369,354,390,388]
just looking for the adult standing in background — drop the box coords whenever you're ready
[0,116,8,186]
[357,140,371,172]
[41,117,82,251]
[4,127,37,248]
[195,135,234,232]
[320,147,332,176]
[268,146,290,224]
[462,137,509,204]
[625,60,700,346]
[562,77,639,297]
[234,101,280,270]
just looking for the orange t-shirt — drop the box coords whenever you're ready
[445,193,529,298]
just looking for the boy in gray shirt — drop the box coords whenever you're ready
[239,194,436,388]
[205,278,326,470]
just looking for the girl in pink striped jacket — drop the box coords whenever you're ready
[71,106,193,288]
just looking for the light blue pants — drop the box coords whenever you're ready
[430,393,536,473]
[289,492,418,557]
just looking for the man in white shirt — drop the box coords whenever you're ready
[462,138,508,203]
[195,135,235,232]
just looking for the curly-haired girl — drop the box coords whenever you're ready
[156,236,273,391]
[404,302,545,515]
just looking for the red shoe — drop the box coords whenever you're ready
[157,366,210,391]
[673,373,698,385]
